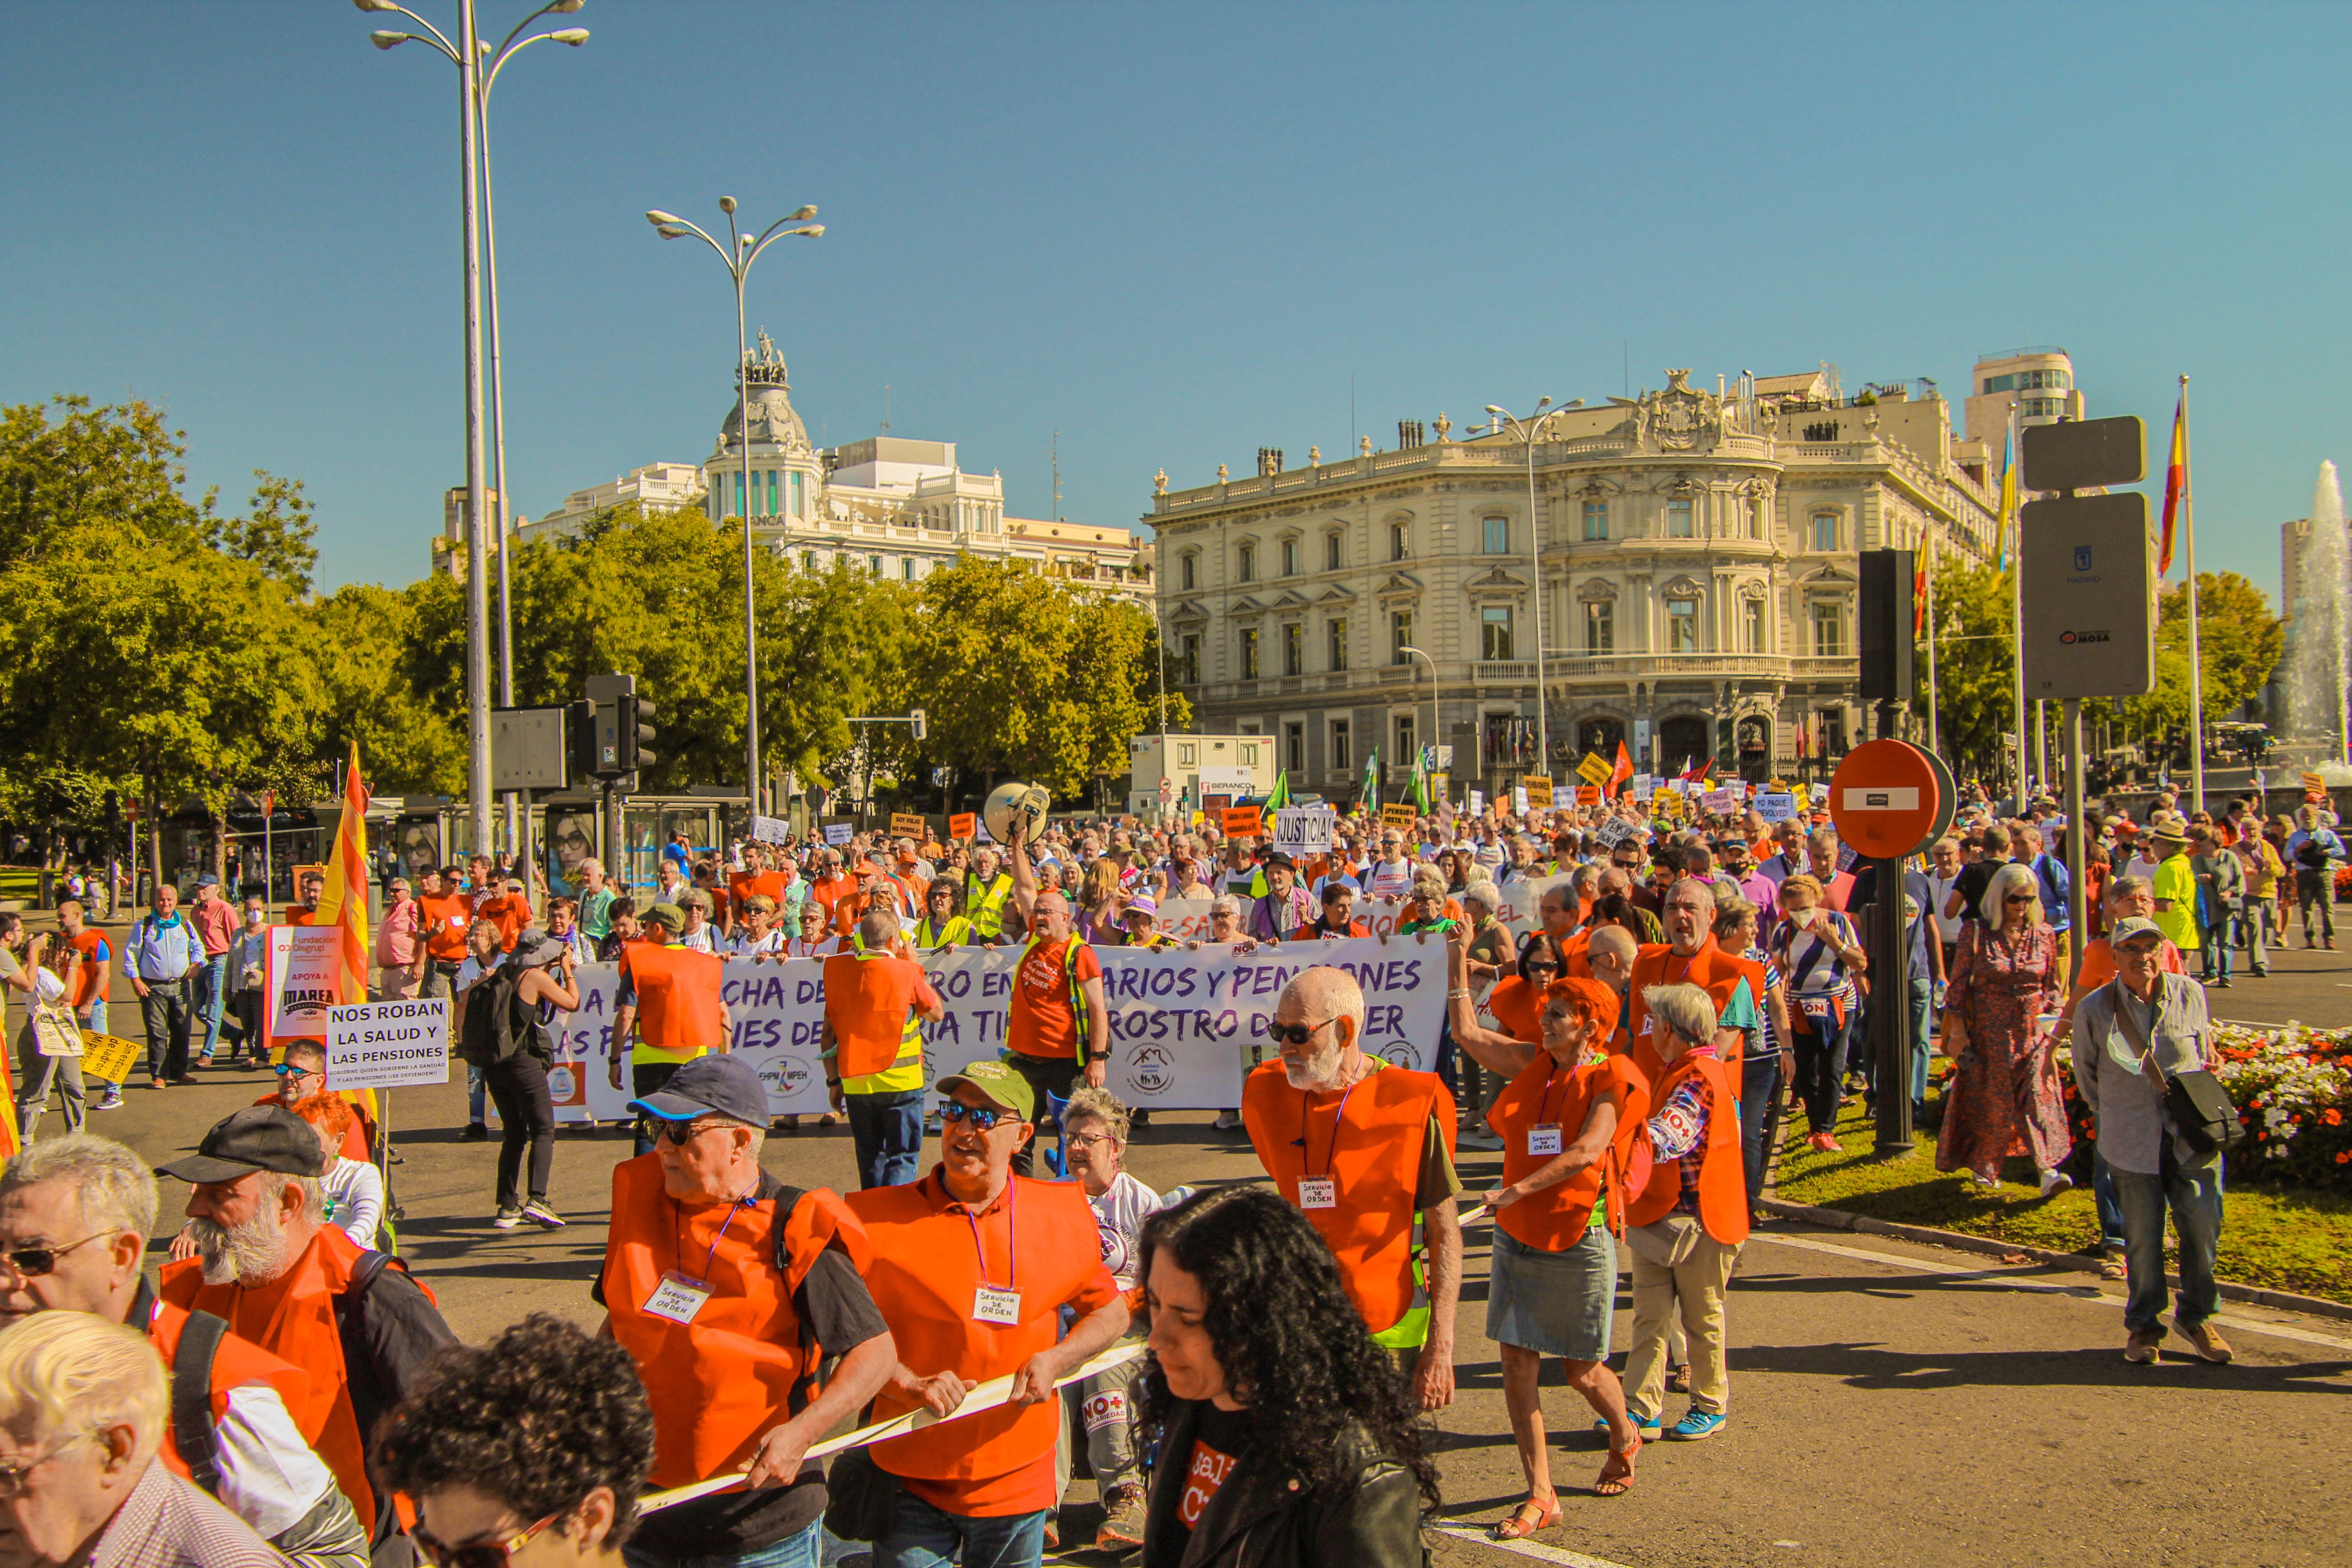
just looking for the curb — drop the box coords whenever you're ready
[1756,1195,2352,1325]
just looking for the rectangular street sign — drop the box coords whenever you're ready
[491,706,571,792]
[2019,492,2155,699]
[2021,415,2145,494]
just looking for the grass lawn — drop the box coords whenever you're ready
[1772,1098,2352,1306]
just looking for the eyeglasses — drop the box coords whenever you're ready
[0,1435,91,1498]
[1065,1130,1119,1151]
[0,1232,106,1280]
[940,1102,1014,1131]
[413,1512,559,1568]
[650,1118,725,1147]
[1265,1017,1336,1047]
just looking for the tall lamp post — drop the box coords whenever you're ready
[645,199,824,815]
[1485,399,1583,779]
[359,0,588,856]
[1399,645,1439,784]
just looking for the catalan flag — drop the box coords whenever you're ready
[1914,534,1931,637]
[2160,387,2187,575]
[1997,414,2017,572]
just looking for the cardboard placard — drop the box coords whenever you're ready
[1511,786,1529,814]
[325,998,450,1091]
[1700,787,1742,816]
[1576,785,1600,804]
[823,823,855,847]
[1592,817,1635,849]
[1380,803,1420,829]
[1754,793,1800,823]
[750,814,791,845]
[1466,789,1485,816]
[889,813,926,839]
[2303,771,2326,795]
[1221,806,1263,837]
[1524,778,1555,808]
[78,1033,145,1086]
[1272,806,1338,856]
[1576,753,1613,787]
[949,813,977,841]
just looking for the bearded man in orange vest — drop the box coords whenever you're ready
[1620,982,1751,1442]
[1241,965,1464,1411]
[599,1053,899,1568]
[1622,876,1767,1085]
[823,909,948,1189]
[158,1105,456,1557]
[847,1061,1129,1568]
[609,902,735,1158]
[1001,824,1112,1177]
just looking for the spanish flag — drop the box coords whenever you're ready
[2159,388,2187,576]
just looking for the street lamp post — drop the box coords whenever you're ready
[360,0,588,857]
[645,199,824,815]
[1399,644,1439,784]
[1485,399,1583,781]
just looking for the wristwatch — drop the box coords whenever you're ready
[1086,1050,1111,1063]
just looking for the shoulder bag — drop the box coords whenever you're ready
[2104,980,2239,1156]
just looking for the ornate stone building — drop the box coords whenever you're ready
[1145,368,2002,794]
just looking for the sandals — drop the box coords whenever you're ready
[1594,1431,1642,1497]
[1491,1497,1561,1540]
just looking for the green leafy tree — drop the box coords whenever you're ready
[1916,558,2015,781]
[200,471,319,595]
[0,397,203,568]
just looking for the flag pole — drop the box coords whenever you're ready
[2180,374,2205,813]
[2007,409,2027,807]
[1924,531,1940,754]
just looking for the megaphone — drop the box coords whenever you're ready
[983,781,1050,845]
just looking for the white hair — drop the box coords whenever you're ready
[1643,983,1719,1049]
[0,1133,158,1241]
[0,1311,167,1465]
[1980,861,2043,926]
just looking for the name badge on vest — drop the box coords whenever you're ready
[1296,1176,1338,1210]
[972,1284,1024,1326]
[1528,1124,1563,1157]
[644,1271,711,1326]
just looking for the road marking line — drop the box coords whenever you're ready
[1431,1522,1637,1568]
[1751,1233,2352,1352]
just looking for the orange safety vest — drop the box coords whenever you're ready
[1485,975,1541,1045]
[602,1156,869,1488]
[1240,1059,1455,1336]
[626,942,726,1052]
[1621,940,1762,1084]
[846,1172,1111,1483]
[823,951,926,1080]
[160,1225,431,1527]
[1486,1053,1651,1252]
[142,1292,313,1486]
[1626,1050,1750,1246]
[418,893,474,963]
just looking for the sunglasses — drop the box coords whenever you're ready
[0,1232,106,1280]
[272,1063,316,1081]
[940,1102,1015,1131]
[2004,894,2033,905]
[1265,1017,1335,1047]
[650,1118,726,1147]
[414,1512,559,1568]
[1524,960,1562,974]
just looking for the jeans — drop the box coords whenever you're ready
[1738,1053,1784,1205]
[138,980,193,1081]
[481,1051,556,1208]
[2110,1145,2225,1336]
[2295,869,2336,941]
[847,1088,925,1190]
[1789,1013,1849,1135]
[1003,1053,1079,1178]
[2092,1152,2129,1252]
[873,1489,1047,1568]
[81,998,108,1039]
[623,1513,821,1568]
[195,954,228,1056]
[466,1064,487,1129]
[14,1025,86,1137]
[2245,896,2274,973]
[631,1062,687,1157]
[2198,915,2234,981]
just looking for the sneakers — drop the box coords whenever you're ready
[520,1200,565,1230]
[2038,1169,2074,1199]
[93,1092,123,1111]
[1806,1131,1842,1153]
[458,1123,490,1143]
[1668,1410,1729,1441]
[1210,1110,1243,1130]
[1042,1515,1059,1551]
[1592,1414,1663,1440]
[2177,1319,2233,1363]
[1096,1482,1147,1551]
[492,1208,523,1230]
[2124,1327,2162,1364]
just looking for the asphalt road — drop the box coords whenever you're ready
[63,1058,2352,1568]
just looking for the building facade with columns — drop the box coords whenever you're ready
[1145,368,2002,797]
[499,330,1150,601]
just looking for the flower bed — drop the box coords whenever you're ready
[2209,1022,2352,1189]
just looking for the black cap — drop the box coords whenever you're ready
[627,1053,770,1126]
[156,1106,328,1185]
[1263,851,1296,870]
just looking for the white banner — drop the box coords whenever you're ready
[325,999,449,1090]
[266,927,345,1049]
[542,935,1454,1121]
[750,814,791,845]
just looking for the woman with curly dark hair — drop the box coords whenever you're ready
[1136,1186,1435,1568]
[373,1313,655,1568]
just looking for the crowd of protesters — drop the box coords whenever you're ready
[0,769,2337,1566]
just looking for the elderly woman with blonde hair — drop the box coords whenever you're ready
[1936,860,2072,1195]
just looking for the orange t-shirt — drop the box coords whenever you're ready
[807,875,853,920]
[1007,936,1103,1062]
[284,906,321,928]
[2073,935,2184,992]
[471,895,529,951]
[728,870,786,917]
[417,893,475,963]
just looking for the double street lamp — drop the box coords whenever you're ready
[359,0,588,855]
[1484,398,1583,779]
[644,200,824,816]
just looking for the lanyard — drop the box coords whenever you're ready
[1299,1075,1366,1179]
[963,1181,1017,1290]
[1534,1061,1576,1127]
[674,1187,757,1284]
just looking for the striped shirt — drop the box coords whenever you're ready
[91,1458,290,1567]
[1646,1044,1719,1213]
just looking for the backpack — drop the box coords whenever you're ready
[2297,835,2332,871]
[457,960,554,1067]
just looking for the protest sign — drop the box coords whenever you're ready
[1466,789,1485,816]
[889,813,927,839]
[1380,803,1420,829]
[1221,805,1263,837]
[1524,777,1555,808]
[1576,753,1613,788]
[265,926,347,1059]
[1754,793,1799,823]
[948,812,977,841]
[822,822,855,847]
[1575,785,1600,804]
[750,814,791,845]
[1810,783,1831,805]
[1700,787,1742,816]
[1592,817,1634,850]
[77,1034,144,1086]
[1272,805,1337,856]
[325,998,450,1091]
[1632,773,1653,798]
[1511,786,1529,814]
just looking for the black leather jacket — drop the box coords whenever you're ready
[1143,1402,1428,1568]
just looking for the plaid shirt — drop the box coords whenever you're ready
[1646,1044,1719,1212]
[92,1457,290,1567]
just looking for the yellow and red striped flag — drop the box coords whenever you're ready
[2159,388,2188,575]
[313,742,373,1009]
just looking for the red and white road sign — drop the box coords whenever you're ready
[1828,740,1944,859]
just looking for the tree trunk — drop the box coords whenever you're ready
[144,770,163,898]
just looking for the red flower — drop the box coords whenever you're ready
[2328,1109,2344,1127]
[2337,1151,2351,1164]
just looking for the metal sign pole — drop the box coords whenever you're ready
[1869,703,1915,1158]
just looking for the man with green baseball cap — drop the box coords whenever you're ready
[934,1058,1037,1122]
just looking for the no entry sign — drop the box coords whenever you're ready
[1828,740,1945,859]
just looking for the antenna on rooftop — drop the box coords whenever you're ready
[1052,430,1063,521]
[882,385,890,436]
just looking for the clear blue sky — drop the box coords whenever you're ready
[6,2,2345,600]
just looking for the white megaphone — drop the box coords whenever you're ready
[983,781,1050,845]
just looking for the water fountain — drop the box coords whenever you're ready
[2281,460,2352,776]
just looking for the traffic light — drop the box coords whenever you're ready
[583,673,634,780]
[566,699,598,784]
[910,707,927,742]
[621,693,657,774]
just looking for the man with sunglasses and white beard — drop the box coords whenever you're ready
[1240,966,1464,1412]
[0,1132,369,1568]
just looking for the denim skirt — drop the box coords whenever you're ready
[1486,1222,1617,1362]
